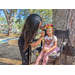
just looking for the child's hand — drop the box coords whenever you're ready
[45,49,50,53]
[43,46,46,52]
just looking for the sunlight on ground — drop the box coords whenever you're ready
[0,57,21,65]
[0,33,20,38]
[8,40,18,46]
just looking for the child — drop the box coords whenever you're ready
[34,24,59,65]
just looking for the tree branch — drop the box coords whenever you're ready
[10,9,12,19]
[11,12,17,22]
[3,9,9,22]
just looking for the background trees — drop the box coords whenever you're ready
[0,9,53,35]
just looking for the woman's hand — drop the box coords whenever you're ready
[41,31,45,37]
[39,24,46,30]
[45,23,51,25]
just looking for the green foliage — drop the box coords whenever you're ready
[12,19,25,31]
[6,9,17,19]
[16,9,53,25]
[0,15,8,28]
[0,15,7,24]
[28,9,52,23]
[0,9,53,33]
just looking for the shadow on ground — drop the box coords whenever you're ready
[0,40,22,65]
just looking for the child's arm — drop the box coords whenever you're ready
[42,39,46,52]
[45,41,57,53]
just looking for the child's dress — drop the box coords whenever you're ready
[34,35,59,65]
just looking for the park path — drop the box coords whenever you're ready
[0,37,19,44]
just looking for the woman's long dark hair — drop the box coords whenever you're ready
[20,14,42,51]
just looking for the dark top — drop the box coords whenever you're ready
[18,29,47,51]
[18,35,34,46]
[18,32,36,52]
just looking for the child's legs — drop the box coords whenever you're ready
[42,53,49,65]
[42,47,58,65]
[42,53,48,65]
[34,50,45,65]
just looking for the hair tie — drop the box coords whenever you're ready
[45,24,53,28]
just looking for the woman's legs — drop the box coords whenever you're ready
[34,50,45,65]
[22,49,29,65]
[18,42,29,65]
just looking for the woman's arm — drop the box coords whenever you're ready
[30,31,45,47]
[40,25,46,30]
[40,23,51,30]
[30,36,43,47]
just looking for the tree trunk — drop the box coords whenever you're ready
[7,20,13,35]
[53,9,75,48]
[3,9,16,36]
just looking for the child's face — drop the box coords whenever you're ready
[46,28,53,36]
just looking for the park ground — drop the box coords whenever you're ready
[0,33,53,65]
[0,33,22,65]
[0,33,75,65]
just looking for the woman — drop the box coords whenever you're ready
[18,14,46,65]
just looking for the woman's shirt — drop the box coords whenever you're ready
[18,34,35,50]
[18,36,34,45]
[18,36,24,45]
